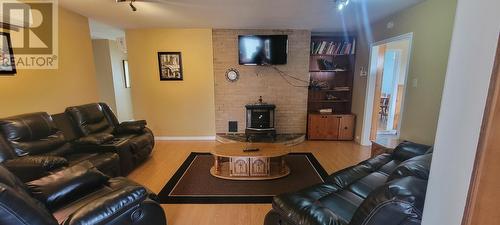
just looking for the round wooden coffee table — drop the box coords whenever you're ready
[210,143,290,180]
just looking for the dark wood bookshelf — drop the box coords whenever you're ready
[308,35,356,114]
[311,54,353,57]
[307,35,357,141]
[310,70,349,72]
[310,100,350,103]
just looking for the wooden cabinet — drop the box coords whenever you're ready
[308,114,355,140]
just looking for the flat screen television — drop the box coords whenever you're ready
[238,35,288,65]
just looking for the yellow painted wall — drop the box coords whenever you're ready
[0,7,99,117]
[126,29,215,136]
[352,0,457,145]
[92,40,118,113]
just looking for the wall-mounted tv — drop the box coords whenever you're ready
[238,35,288,65]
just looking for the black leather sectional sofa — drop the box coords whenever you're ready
[0,103,154,181]
[264,141,433,225]
[0,103,165,225]
[0,161,166,225]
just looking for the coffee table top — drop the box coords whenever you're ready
[212,143,290,158]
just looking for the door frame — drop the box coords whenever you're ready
[461,34,500,225]
[360,32,414,146]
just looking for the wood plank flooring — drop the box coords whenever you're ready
[127,141,370,225]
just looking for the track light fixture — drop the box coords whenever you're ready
[116,0,137,12]
[129,0,137,12]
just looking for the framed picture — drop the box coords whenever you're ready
[122,60,131,88]
[158,52,183,81]
[0,32,16,75]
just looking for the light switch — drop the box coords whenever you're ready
[412,78,418,88]
[360,67,367,77]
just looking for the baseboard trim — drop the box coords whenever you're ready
[155,136,216,141]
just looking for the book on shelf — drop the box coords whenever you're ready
[333,87,351,91]
[311,39,356,55]
[319,108,333,114]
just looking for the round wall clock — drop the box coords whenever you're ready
[225,68,239,82]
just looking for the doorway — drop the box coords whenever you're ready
[360,33,413,145]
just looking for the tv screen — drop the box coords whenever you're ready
[238,35,288,65]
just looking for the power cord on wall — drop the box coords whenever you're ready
[256,65,310,88]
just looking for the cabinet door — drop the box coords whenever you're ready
[324,115,340,139]
[338,115,355,140]
[308,115,327,139]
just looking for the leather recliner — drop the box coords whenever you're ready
[0,112,121,182]
[65,103,155,175]
[0,161,167,225]
[264,141,433,225]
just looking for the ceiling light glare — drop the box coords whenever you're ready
[336,0,350,11]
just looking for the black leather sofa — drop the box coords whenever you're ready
[0,161,166,225]
[0,102,155,181]
[65,103,155,175]
[0,112,121,182]
[264,141,433,225]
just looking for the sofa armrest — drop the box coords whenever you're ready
[74,133,115,145]
[4,155,68,171]
[392,141,432,161]
[115,120,147,134]
[3,156,68,182]
[27,162,109,210]
[62,186,149,225]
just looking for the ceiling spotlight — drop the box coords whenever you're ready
[335,0,350,11]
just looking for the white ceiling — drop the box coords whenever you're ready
[89,19,125,40]
[61,0,425,32]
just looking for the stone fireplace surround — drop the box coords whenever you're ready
[213,29,311,134]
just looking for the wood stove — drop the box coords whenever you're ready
[245,96,276,141]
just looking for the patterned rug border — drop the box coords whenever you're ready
[158,152,329,204]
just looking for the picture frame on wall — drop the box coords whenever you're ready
[0,32,16,75]
[122,60,131,88]
[158,52,183,81]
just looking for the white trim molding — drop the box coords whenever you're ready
[360,32,414,146]
[155,136,216,141]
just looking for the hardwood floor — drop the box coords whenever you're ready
[127,141,370,225]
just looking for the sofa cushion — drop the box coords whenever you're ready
[0,113,58,142]
[319,190,364,223]
[0,135,16,162]
[4,155,68,172]
[65,104,113,136]
[0,113,68,156]
[0,184,59,225]
[66,152,121,177]
[27,162,109,211]
[0,164,58,225]
[359,153,392,171]
[74,133,114,145]
[347,172,388,199]
[349,177,427,225]
[376,159,401,176]
[389,153,433,181]
[326,164,372,189]
[61,186,148,225]
[272,183,348,225]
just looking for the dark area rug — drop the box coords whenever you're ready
[158,152,328,204]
